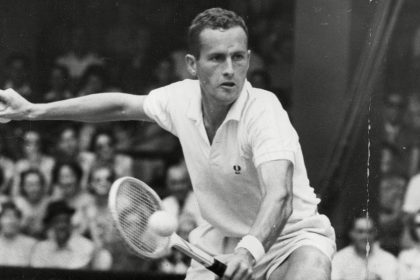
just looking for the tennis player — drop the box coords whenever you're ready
[0,8,336,280]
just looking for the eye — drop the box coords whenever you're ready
[210,54,224,62]
[232,53,245,61]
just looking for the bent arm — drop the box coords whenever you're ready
[250,159,293,251]
[0,89,152,122]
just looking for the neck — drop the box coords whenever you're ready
[201,95,230,130]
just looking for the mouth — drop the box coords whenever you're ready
[220,82,236,89]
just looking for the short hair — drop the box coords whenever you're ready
[187,8,248,57]
[19,169,46,197]
[52,161,83,186]
[0,201,22,219]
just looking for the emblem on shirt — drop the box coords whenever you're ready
[233,165,241,174]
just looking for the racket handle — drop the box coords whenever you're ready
[206,259,226,278]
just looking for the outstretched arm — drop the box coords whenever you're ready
[0,88,152,122]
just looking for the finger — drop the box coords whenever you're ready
[222,262,240,280]
[232,263,253,280]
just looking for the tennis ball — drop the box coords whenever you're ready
[148,210,178,237]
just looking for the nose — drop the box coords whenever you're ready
[223,58,234,77]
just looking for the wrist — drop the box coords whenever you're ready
[235,235,265,263]
[234,247,256,265]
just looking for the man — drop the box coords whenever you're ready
[0,201,37,266]
[331,214,398,280]
[161,160,203,226]
[0,8,335,280]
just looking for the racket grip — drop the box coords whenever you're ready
[207,259,226,278]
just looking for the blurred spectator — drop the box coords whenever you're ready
[50,161,94,234]
[84,165,116,247]
[89,130,133,179]
[118,25,153,94]
[53,125,95,190]
[56,27,103,89]
[0,133,15,196]
[406,94,420,176]
[378,173,408,256]
[42,64,73,102]
[380,142,406,176]
[1,53,35,99]
[12,130,55,196]
[0,201,37,266]
[13,169,50,239]
[30,200,103,269]
[332,213,398,280]
[162,161,202,227]
[403,172,420,216]
[148,56,179,89]
[398,210,420,280]
[382,92,407,147]
[77,65,117,97]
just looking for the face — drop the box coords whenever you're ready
[58,128,78,156]
[384,93,405,124]
[23,131,41,156]
[350,217,376,253]
[166,165,190,202]
[90,167,113,196]
[58,165,78,196]
[95,134,114,161]
[23,173,43,202]
[50,214,72,246]
[0,209,21,237]
[187,26,250,107]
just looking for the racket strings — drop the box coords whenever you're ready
[114,180,167,257]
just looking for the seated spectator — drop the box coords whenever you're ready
[146,56,179,92]
[30,200,104,269]
[53,125,95,190]
[84,165,116,247]
[0,201,37,266]
[162,161,203,227]
[76,65,117,97]
[378,173,408,255]
[382,92,407,147]
[42,64,73,102]
[89,130,133,179]
[332,213,398,280]
[1,53,35,99]
[0,133,15,196]
[13,169,50,239]
[12,130,55,196]
[55,27,103,88]
[398,210,420,280]
[50,161,94,234]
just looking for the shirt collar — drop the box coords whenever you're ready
[187,80,250,123]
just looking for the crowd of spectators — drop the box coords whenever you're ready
[330,24,420,280]
[0,2,293,275]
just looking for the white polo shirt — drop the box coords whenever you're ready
[144,79,319,237]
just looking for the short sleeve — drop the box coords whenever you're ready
[248,94,299,167]
[402,175,420,213]
[143,85,177,136]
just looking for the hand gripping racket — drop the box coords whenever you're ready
[108,176,226,277]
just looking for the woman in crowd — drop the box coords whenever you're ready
[14,169,49,239]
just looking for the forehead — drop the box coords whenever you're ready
[198,26,248,55]
[354,217,374,229]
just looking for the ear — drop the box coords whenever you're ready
[185,54,197,77]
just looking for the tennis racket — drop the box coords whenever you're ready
[108,176,226,277]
